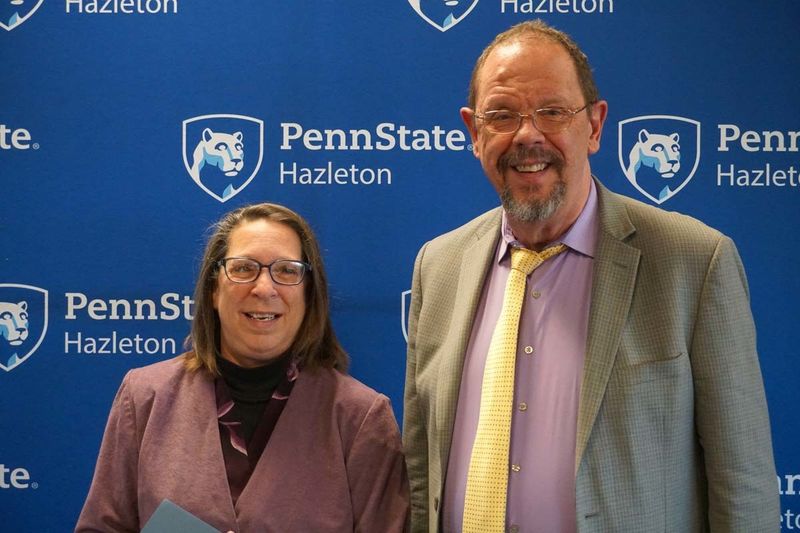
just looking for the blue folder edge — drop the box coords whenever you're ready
[141,499,221,533]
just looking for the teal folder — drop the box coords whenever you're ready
[141,499,221,533]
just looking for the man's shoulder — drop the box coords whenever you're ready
[421,207,501,257]
[600,185,726,251]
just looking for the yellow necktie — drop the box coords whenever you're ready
[463,244,567,533]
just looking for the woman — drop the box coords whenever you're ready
[76,203,409,532]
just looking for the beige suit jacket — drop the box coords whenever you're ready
[403,180,779,532]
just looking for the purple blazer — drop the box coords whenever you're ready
[76,355,409,532]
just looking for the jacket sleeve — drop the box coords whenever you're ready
[691,236,779,532]
[346,394,410,533]
[75,372,140,533]
[403,242,431,533]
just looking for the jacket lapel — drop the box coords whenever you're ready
[436,211,501,474]
[575,183,640,473]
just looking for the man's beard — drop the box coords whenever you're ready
[498,146,566,223]
[500,180,566,223]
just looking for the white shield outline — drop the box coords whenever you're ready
[401,289,411,343]
[618,115,701,204]
[407,0,479,32]
[182,114,264,203]
[0,283,48,372]
[0,0,44,31]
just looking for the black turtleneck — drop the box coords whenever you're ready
[216,354,286,443]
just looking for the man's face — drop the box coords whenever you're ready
[461,38,607,227]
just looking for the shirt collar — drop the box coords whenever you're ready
[498,178,599,262]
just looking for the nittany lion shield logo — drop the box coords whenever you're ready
[0,0,44,31]
[618,115,701,204]
[182,114,264,203]
[0,284,48,372]
[408,0,479,32]
[401,289,412,343]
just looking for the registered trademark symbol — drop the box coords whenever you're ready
[33,143,40,150]
[467,144,473,151]
[31,482,38,489]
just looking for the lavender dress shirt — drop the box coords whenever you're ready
[442,181,598,533]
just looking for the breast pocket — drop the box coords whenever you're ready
[614,351,690,387]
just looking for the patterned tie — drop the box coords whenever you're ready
[463,244,567,533]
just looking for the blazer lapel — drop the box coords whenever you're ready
[575,183,641,473]
[435,212,501,474]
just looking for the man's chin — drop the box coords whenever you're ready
[501,183,566,224]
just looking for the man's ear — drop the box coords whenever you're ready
[587,100,608,155]
[460,107,481,158]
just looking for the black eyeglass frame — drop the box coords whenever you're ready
[216,257,312,286]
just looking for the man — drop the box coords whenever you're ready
[403,20,778,533]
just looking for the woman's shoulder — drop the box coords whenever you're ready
[296,367,393,419]
[294,368,400,449]
[122,353,210,398]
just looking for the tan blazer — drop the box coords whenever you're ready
[403,180,778,532]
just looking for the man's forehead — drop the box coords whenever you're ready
[485,37,566,69]
[476,38,575,96]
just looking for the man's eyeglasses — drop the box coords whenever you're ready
[217,257,311,286]
[474,103,593,135]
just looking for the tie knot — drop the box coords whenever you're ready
[510,244,567,275]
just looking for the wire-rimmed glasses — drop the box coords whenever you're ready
[474,103,593,135]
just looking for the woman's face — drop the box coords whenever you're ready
[213,218,307,368]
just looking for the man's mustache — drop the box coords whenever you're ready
[498,146,564,172]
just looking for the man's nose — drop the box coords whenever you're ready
[513,114,546,145]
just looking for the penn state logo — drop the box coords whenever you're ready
[182,114,264,203]
[618,115,701,204]
[408,0,479,32]
[401,289,411,343]
[0,284,48,372]
[0,0,44,31]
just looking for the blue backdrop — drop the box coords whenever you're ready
[2,0,799,530]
